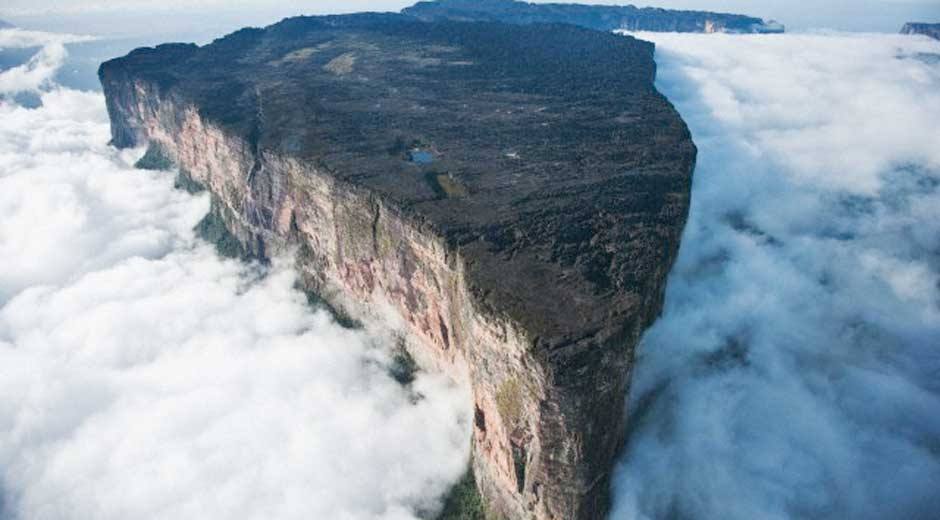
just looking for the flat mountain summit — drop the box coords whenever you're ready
[102,13,695,349]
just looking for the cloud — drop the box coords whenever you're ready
[5,23,940,520]
[0,27,94,48]
[0,29,95,94]
[611,33,940,520]
[0,55,470,519]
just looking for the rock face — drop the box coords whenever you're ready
[902,22,940,41]
[404,0,784,33]
[99,13,695,520]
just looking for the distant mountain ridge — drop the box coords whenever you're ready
[902,22,940,41]
[0,19,15,29]
[403,0,783,33]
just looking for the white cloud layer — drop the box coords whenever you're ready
[0,27,94,48]
[0,29,95,94]
[612,33,940,519]
[0,63,469,519]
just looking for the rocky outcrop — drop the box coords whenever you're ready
[902,22,940,41]
[99,14,695,520]
[404,0,783,34]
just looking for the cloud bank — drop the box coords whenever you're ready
[0,52,470,520]
[0,28,94,94]
[612,33,940,519]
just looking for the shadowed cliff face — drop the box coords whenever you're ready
[612,32,940,520]
[404,0,782,33]
[99,14,694,520]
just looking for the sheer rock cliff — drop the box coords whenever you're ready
[99,13,695,520]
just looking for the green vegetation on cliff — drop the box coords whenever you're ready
[437,468,485,520]
[195,201,248,259]
[134,142,174,171]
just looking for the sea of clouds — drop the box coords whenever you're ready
[0,28,95,95]
[612,32,940,520]
[0,30,470,520]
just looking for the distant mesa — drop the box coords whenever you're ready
[403,0,784,34]
[901,22,940,41]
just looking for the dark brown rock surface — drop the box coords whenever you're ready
[100,13,695,520]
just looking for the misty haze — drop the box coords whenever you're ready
[1,1,938,520]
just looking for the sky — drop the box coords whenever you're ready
[1,0,939,35]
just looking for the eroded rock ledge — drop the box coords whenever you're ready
[99,13,695,520]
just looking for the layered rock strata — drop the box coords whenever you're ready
[100,14,695,520]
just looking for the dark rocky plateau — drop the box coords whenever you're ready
[902,22,940,41]
[404,0,783,33]
[100,12,695,520]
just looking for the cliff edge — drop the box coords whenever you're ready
[99,13,695,520]
[902,22,940,41]
[404,0,784,33]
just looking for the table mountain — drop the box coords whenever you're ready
[99,13,695,520]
